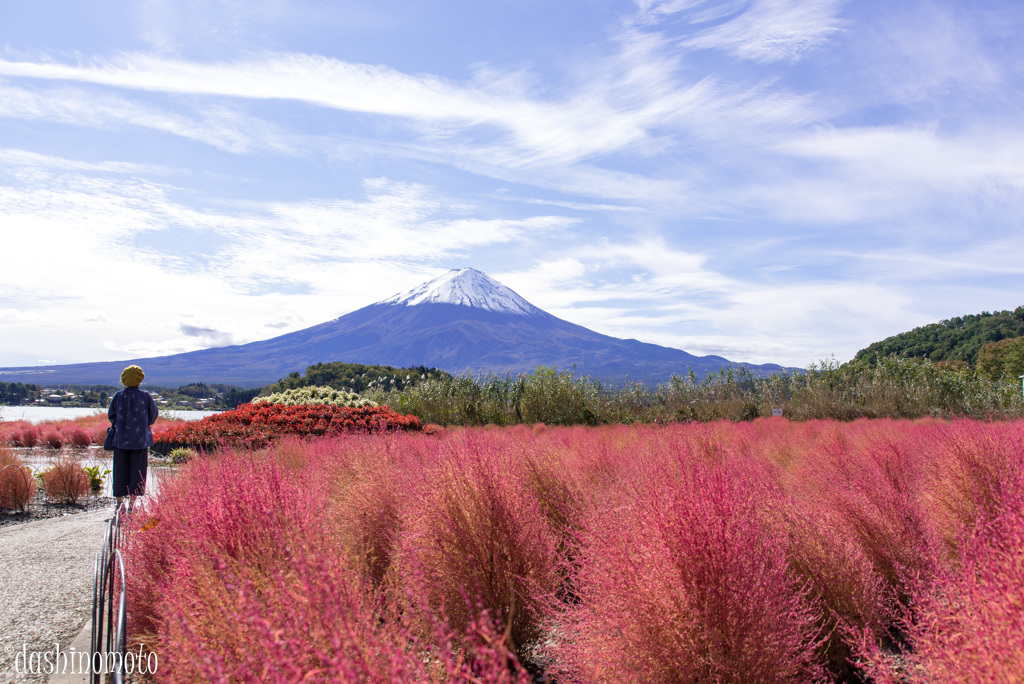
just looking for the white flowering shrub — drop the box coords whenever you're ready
[252,385,378,408]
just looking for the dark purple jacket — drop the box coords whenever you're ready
[108,387,159,450]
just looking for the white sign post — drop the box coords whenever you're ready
[771,408,784,417]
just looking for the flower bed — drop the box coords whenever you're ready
[153,402,422,450]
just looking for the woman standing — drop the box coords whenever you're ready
[107,365,159,512]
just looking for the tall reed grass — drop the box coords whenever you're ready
[124,418,1024,683]
[366,358,1024,427]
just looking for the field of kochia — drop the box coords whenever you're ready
[120,417,1022,683]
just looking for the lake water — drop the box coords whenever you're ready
[0,406,221,424]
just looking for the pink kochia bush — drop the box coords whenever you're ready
[123,419,1024,683]
[124,444,531,684]
[856,464,1024,683]
[551,459,827,683]
[18,427,39,447]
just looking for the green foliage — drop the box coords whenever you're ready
[0,382,40,404]
[82,464,111,491]
[222,387,262,409]
[253,385,377,408]
[167,447,196,464]
[976,337,1024,381]
[260,362,449,396]
[177,382,218,399]
[365,359,1024,426]
[855,306,1024,366]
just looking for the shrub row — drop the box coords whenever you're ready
[1,425,97,448]
[153,402,423,450]
[0,414,190,448]
[1,449,93,509]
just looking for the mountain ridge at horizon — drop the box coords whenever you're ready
[0,268,789,387]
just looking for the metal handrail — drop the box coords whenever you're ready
[112,550,127,684]
[91,503,128,684]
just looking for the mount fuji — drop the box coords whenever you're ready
[0,268,786,386]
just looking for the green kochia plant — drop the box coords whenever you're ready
[168,447,196,464]
[82,464,111,491]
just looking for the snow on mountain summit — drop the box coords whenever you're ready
[379,268,541,316]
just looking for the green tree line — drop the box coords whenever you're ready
[259,362,450,396]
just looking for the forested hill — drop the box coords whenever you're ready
[855,307,1024,366]
[258,362,451,396]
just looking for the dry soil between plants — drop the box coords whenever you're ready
[0,509,111,684]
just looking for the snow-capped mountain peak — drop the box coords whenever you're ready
[379,268,541,316]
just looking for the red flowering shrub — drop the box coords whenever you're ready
[153,403,423,449]
[43,430,64,449]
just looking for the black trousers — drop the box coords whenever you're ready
[112,448,148,497]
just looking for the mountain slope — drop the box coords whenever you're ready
[0,269,787,386]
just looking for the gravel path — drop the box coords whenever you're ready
[0,510,111,683]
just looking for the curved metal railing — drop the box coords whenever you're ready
[91,503,128,684]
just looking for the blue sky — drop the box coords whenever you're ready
[1,0,1022,370]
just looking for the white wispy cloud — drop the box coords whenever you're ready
[0,81,307,155]
[0,153,578,363]
[730,125,1024,224]
[682,0,847,63]
[853,2,1006,106]
[507,197,645,212]
[0,147,177,176]
[497,232,982,366]
[0,36,815,167]
[633,0,846,63]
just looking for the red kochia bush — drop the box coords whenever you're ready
[65,427,91,447]
[1,448,37,511]
[40,458,90,504]
[124,447,530,684]
[18,428,40,448]
[154,403,422,449]
[124,419,1024,682]
[403,431,561,653]
[550,459,827,684]
[855,455,1024,683]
